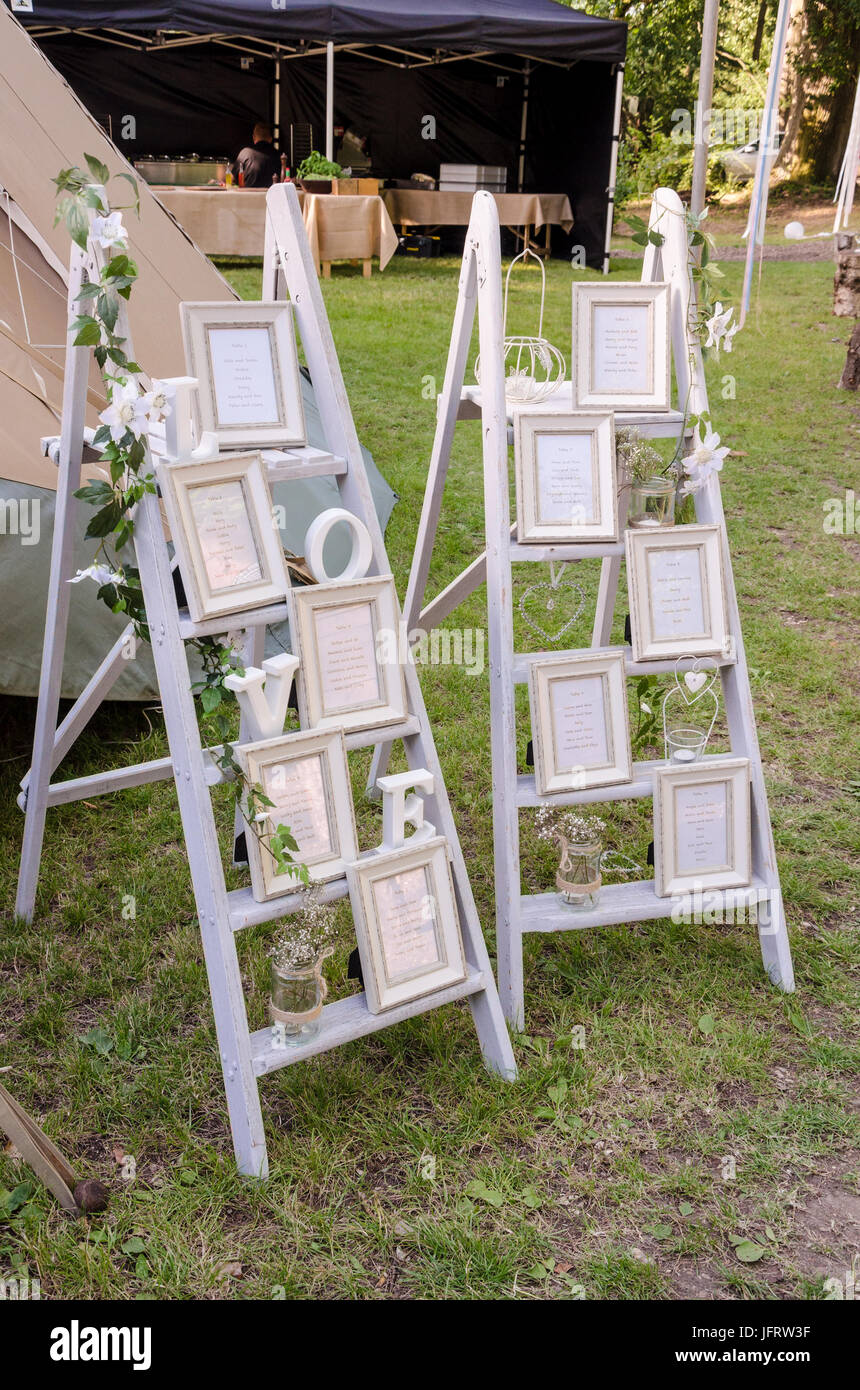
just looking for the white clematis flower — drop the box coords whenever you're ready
[69,563,123,587]
[99,378,146,443]
[681,422,731,495]
[704,301,738,356]
[90,211,127,250]
[138,378,175,425]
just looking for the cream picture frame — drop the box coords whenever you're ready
[625,523,731,662]
[572,282,671,412]
[237,728,358,901]
[528,649,632,795]
[157,450,291,623]
[180,301,306,449]
[513,410,618,544]
[289,574,408,734]
[346,837,467,1013]
[653,757,751,897]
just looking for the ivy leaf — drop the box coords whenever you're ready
[65,199,90,250]
[85,153,111,187]
[114,172,140,214]
[200,686,222,714]
[97,290,120,332]
[75,479,114,505]
[72,318,102,348]
[85,500,123,538]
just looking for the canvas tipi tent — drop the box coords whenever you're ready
[0,6,394,698]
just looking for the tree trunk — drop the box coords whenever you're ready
[839,322,860,391]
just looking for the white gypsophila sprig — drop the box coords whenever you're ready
[534,805,606,846]
[269,888,341,972]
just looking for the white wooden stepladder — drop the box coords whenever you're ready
[15,182,516,1179]
[371,186,795,1030]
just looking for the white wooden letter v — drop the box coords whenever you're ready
[223,654,300,742]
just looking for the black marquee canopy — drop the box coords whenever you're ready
[18,0,628,266]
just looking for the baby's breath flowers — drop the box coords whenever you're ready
[269,888,344,972]
[534,807,606,846]
[616,427,666,484]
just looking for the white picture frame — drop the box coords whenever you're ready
[572,282,671,412]
[654,757,751,897]
[289,575,408,734]
[513,410,618,544]
[157,450,290,623]
[528,649,632,795]
[237,728,358,901]
[626,523,731,663]
[180,300,306,449]
[346,836,467,1013]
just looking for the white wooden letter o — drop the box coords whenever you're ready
[304,508,373,583]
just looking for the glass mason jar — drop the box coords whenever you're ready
[269,953,330,1046]
[628,476,676,529]
[556,836,602,910]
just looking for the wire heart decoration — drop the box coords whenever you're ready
[518,561,587,645]
[661,654,720,760]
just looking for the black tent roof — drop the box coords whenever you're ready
[24,1,627,64]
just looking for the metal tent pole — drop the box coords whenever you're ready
[602,60,625,274]
[740,0,793,326]
[517,60,531,192]
[325,41,334,161]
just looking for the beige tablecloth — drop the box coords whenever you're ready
[302,193,399,271]
[382,189,574,232]
[153,186,398,270]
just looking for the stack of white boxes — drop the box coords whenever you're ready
[438,163,507,193]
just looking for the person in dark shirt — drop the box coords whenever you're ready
[230,122,280,187]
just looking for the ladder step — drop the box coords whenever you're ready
[261,445,347,482]
[519,875,773,933]
[228,879,350,932]
[178,603,289,640]
[512,646,737,683]
[510,539,625,563]
[516,752,744,808]
[249,965,486,1075]
[459,384,688,439]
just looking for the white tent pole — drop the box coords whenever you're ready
[517,59,530,192]
[740,0,793,327]
[602,60,625,274]
[691,0,720,219]
[325,41,334,161]
[834,70,860,232]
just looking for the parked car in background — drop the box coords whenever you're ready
[720,132,785,181]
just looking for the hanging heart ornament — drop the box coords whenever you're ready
[675,654,719,705]
[518,561,587,644]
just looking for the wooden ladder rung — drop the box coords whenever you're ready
[511,646,737,684]
[519,875,774,934]
[249,966,486,1075]
[515,752,751,809]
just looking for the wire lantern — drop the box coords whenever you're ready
[474,244,565,403]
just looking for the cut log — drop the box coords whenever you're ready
[839,321,860,390]
[834,235,860,317]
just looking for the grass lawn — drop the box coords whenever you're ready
[1,246,858,1301]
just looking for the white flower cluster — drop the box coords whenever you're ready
[534,805,606,847]
[269,888,341,972]
[703,302,738,356]
[98,377,175,445]
[681,422,731,496]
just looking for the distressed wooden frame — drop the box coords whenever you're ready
[180,300,306,449]
[573,281,671,411]
[528,649,632,795]
[654,756,752,897]
[347,836,467,1013]
[157,450,291,623]
[626,522,731,663]
[237,727,358,899]
[513,410,618,544]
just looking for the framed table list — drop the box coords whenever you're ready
[513,411,618,544]
[181,301,306,449]
[238,728,358,900]
[528,649,632,794]
[290,574,407,734]
[573,282,671,412]
[625,523,731,662]
[654,757,751,897]
[346,837,467,1013]
[157,451,291,622]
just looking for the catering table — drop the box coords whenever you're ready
[382,189,574,254]
[152,187,398,274]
